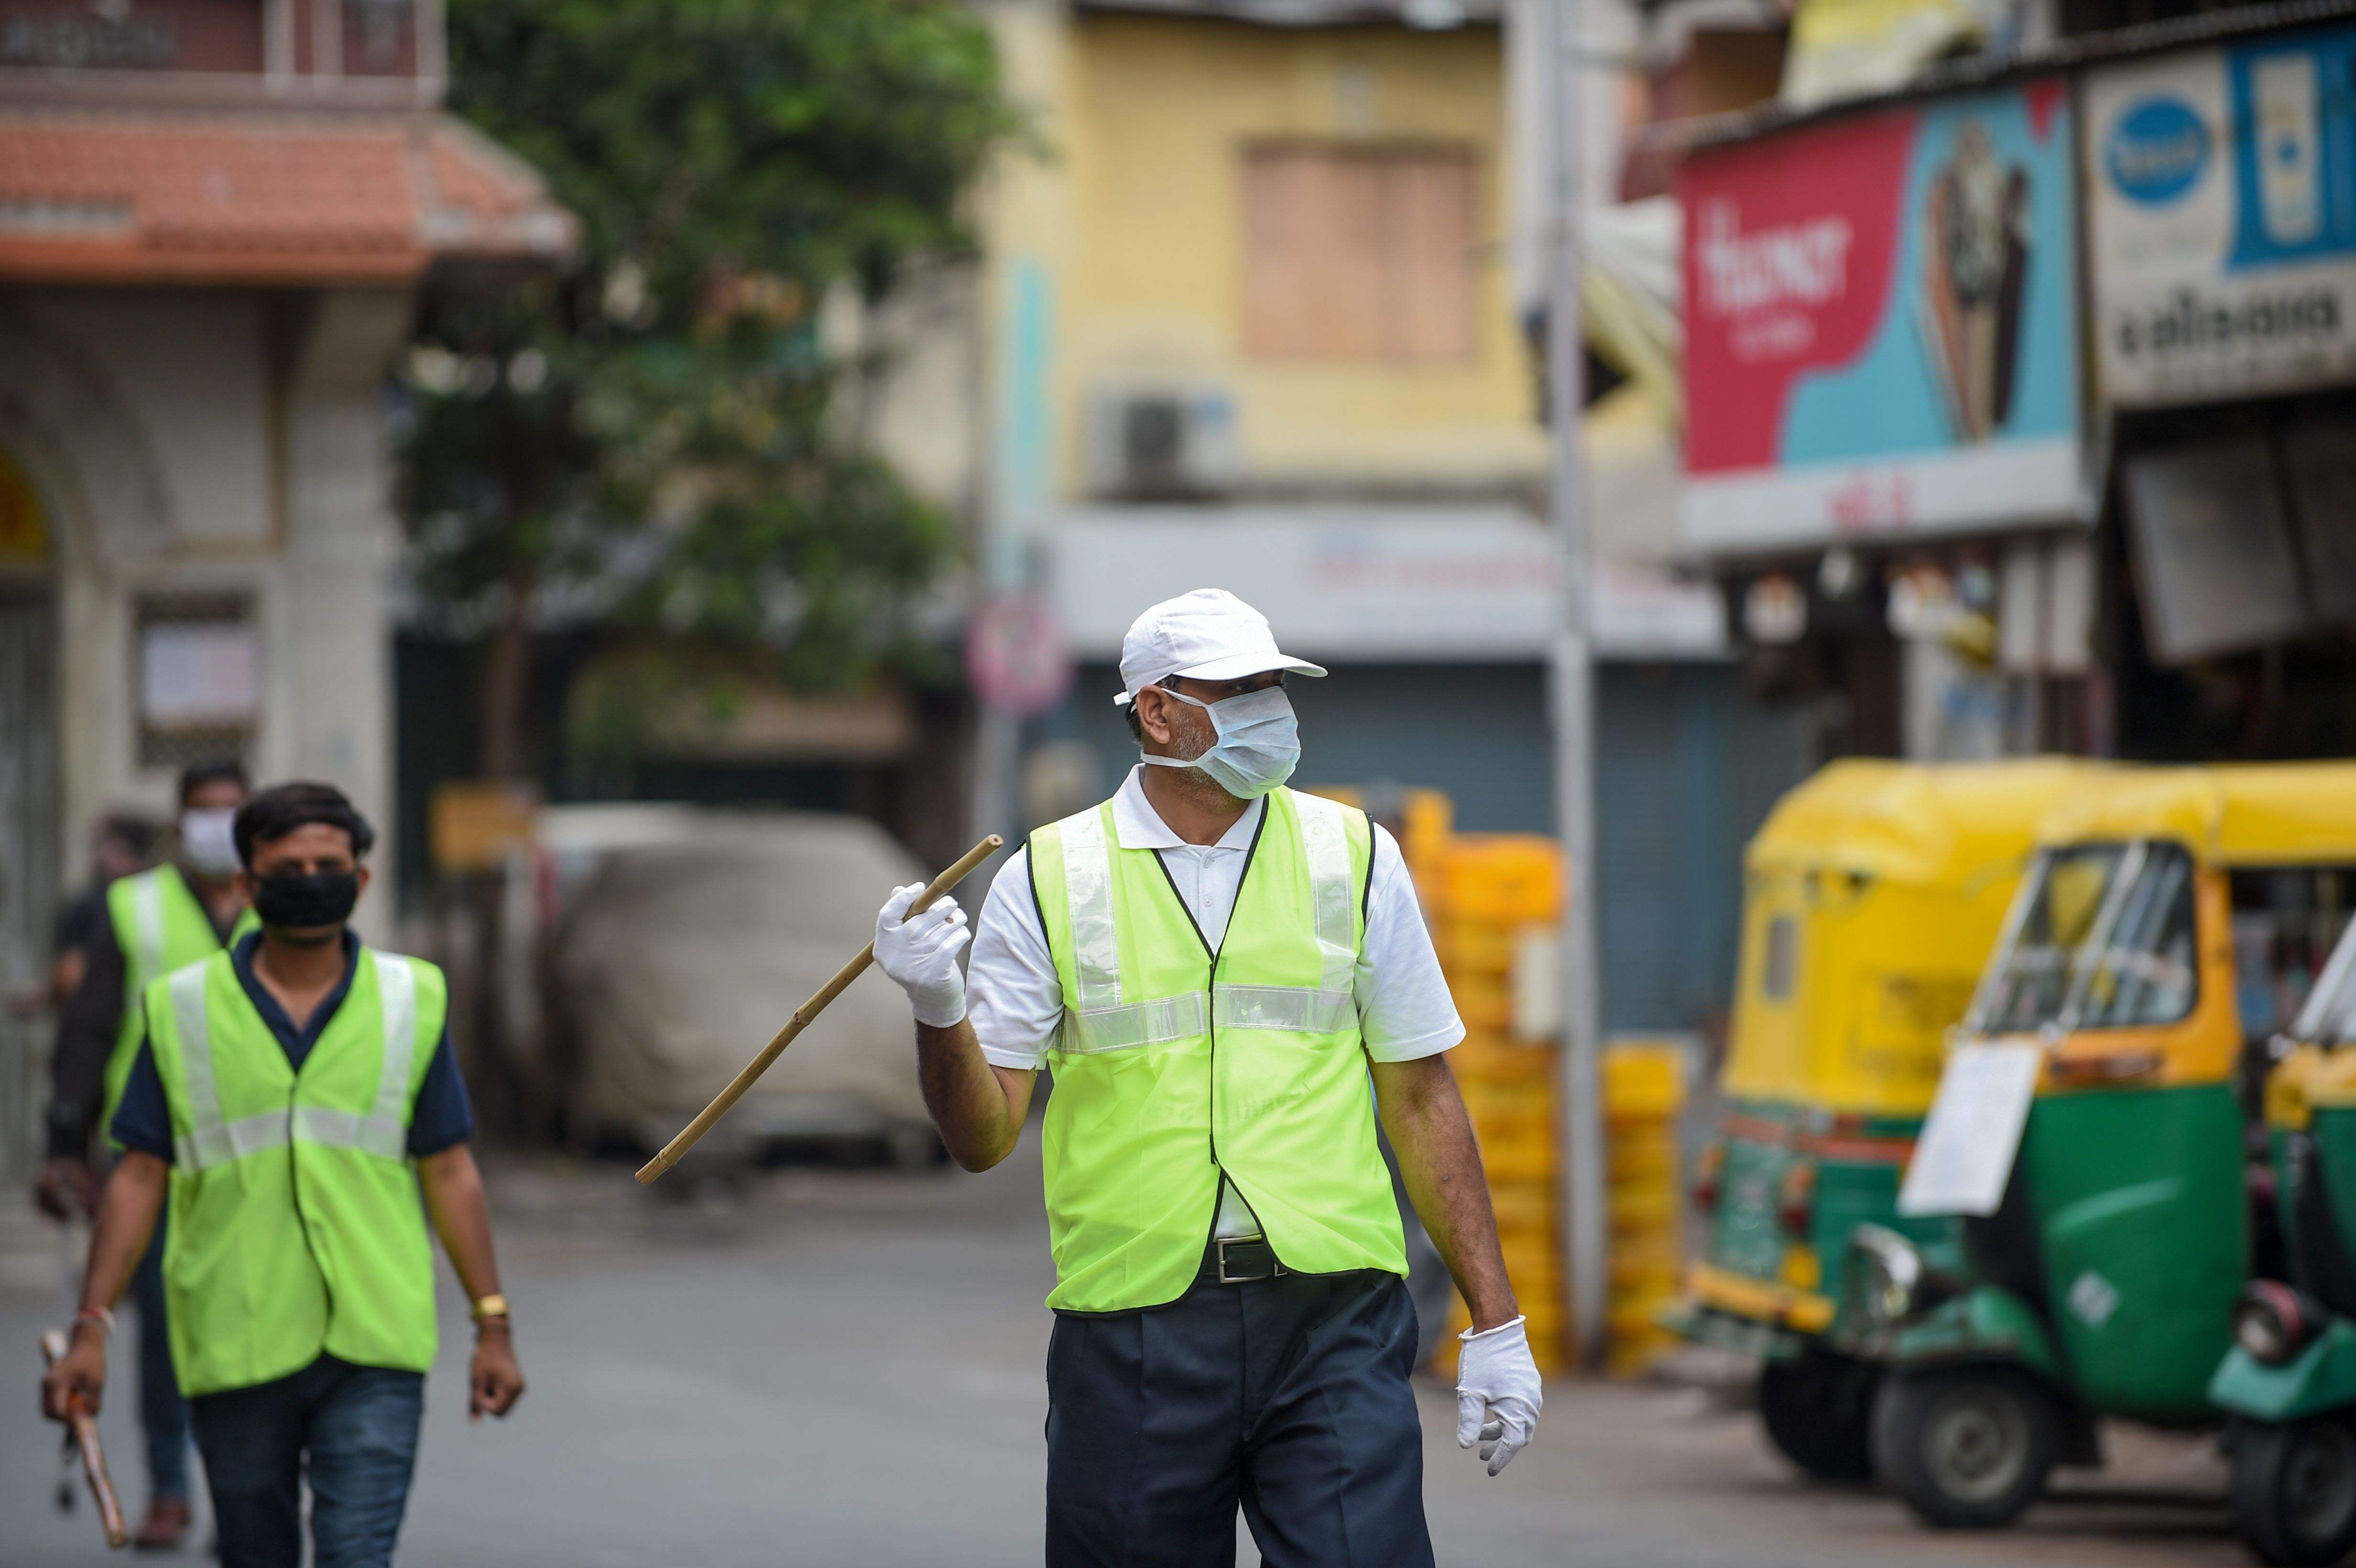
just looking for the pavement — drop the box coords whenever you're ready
[3,1137,2247,1567]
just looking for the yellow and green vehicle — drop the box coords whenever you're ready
[1850,764,2356,1531]
[2214,910,2356,1566]
[1667,758,2091,1479]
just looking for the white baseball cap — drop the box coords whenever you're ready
[1113,588,1327,707]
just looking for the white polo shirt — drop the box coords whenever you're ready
[966,767,1465,1239]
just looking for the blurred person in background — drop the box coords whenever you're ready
[42,781,524,1568]
[35,760,251,1549]
[11,812,156,1019]
[873,589,1544,1567]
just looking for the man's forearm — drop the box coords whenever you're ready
[1374,1056,1521,1332]
[419,1145,504,1303]
[81,1153,168,1316]
[914,1018,1032,1172]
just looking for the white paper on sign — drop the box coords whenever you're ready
[1897,1043,2042,1218]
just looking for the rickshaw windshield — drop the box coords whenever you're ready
[2294,923,2356,1046]
[1969,841,2200,1034]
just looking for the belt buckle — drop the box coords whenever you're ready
[1215,1238,1283,1285]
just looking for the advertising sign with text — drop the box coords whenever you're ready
[1680,82,2084,553]
[2087,29,2356,406]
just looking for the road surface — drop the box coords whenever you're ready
[3,1138,2242,1567]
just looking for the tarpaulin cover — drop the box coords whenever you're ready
[553,812,935,1141]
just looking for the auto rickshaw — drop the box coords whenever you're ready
[1664,758,2091,1478]
[1849,763,2356,1530]
[2212,912,2356,1565]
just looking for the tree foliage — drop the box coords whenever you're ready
[399,0,1015,774]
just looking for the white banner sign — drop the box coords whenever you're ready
[1898,1042,2042,1219]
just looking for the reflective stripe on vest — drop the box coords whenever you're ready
[131,872,166,981]
[168,952,420,1171]
[1054,797,1358,1054]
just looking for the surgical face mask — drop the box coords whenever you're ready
[1138,686,1300,799]
[180,808,240,876]
[253,870,360,934]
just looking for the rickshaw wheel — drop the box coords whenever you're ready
[2231,1416,2356,1567]
[1870,1366,2058,1529]
[1758,1350,1877,1480]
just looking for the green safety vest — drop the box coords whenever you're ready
[1029,785,1406,1313]
[144,945,446,1396]
[100,866,257,1143]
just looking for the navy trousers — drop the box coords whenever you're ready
[189,1355,424,1568]
[1045,1258,1435,1568]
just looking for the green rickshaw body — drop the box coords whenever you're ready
[2015,1084,2247,1425]
[2210,1050,2356,1427]
[2212,1319,2356,1424]
[1857,1086,2247,1424]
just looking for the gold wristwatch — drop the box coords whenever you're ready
[470,1294,510,1324]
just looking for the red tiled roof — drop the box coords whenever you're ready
[0,107,576,284]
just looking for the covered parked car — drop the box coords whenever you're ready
[542,807,940,1170]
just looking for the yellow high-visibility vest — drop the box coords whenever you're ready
[145,947,444,1395]
[1029,786,1406,1312]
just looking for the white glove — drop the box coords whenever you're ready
[873,883,970,1028]
[1456,1315,1543,1476]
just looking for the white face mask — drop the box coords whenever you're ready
[180,807,240,875]
[1138,686,1301,799]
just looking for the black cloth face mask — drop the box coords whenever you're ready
[253,871,359,930]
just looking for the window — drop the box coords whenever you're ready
[136,594,256,771]
[1972,842,2201,1034]
[1240,146,1476,365]
[1761,915,1798,1001]
[2074,846,2198,1030]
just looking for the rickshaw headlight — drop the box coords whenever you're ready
[2234,1281,2322,1366]
[1846,1224,1921,1329]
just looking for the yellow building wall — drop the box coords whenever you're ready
[1054,14,1547,494]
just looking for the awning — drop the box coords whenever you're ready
[0,106,575,285]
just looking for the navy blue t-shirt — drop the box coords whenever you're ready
[109,930,474,1162]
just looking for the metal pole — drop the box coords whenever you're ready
[1543,0,1607,1370]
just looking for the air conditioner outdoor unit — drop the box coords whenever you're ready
[1085,387,1239,499]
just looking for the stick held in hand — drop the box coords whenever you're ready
[635,834,1003,1185]
[41,1329,128,1549]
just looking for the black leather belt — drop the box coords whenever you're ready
[1201,1236,1288,1284]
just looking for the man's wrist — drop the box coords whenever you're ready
[1466,1298,1524,1336]
[909,979,967,1030]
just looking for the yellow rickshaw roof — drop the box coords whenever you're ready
[2031,762,2356,866]
[1745,757,2101,886]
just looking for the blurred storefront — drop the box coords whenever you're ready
[2083,20,2356,758]
[0,0,572,1172]
[1677,72,2096,761]
[1672,4,2356,766]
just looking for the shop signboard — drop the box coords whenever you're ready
[1680,82,2083,553]
[2086,28,2356,406]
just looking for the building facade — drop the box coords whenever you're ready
[1661,0,2356,765]
[0,0,570,1173]
[957,0,1806,1042]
